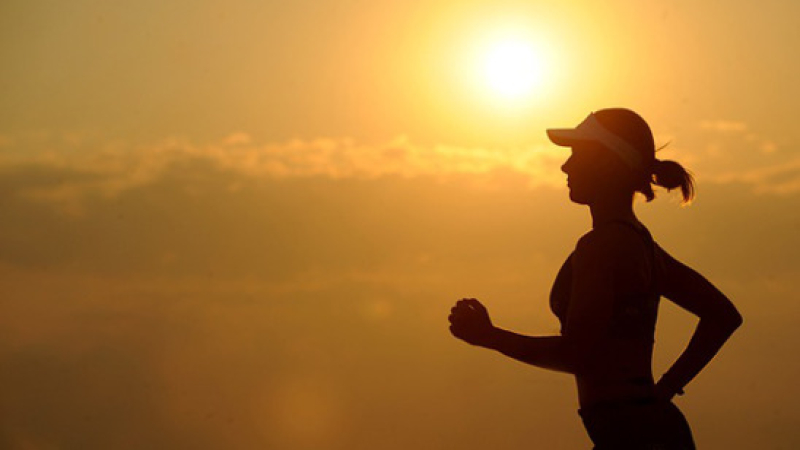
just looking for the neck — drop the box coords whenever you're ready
[589,194,637,229]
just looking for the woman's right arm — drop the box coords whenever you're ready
[655,245,744,399]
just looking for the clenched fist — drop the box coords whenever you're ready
[448,298,497,347]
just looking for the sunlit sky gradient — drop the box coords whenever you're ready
[1,1,799,449]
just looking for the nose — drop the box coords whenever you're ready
[561,156,571,174]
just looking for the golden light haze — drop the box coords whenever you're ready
[1,0,799,448]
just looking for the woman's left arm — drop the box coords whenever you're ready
[652,246,744,399]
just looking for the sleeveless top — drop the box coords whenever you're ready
[549,221,661,341]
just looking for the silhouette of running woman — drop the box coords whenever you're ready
[448,108,743,449]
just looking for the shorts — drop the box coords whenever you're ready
[578,398,696,450]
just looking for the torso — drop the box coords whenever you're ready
[550,220,662,409]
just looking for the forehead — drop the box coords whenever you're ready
[569,141,606,154]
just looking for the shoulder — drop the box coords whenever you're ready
[572,222,652,289]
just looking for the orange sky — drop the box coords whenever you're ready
[1,1,799,448]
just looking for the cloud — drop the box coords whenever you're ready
[2,124,798,216]
[708,156,800,195]
[0,132,568,214]
[657,119,800,193]
[699,120,749,133]
[760,140,778,154]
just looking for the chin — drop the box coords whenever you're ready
[568,189,591,205]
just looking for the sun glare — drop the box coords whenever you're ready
[467,29,558,109]
[484,40,543,99]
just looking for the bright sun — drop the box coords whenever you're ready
[479,37,548,104]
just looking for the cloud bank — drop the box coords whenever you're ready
[0,132,566,215]
[1,121,796,222]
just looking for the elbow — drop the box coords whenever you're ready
[707,307,743,334]
[723,303,744,331]
[728,309,744,331]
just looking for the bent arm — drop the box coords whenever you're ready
[483,329,577,374]
[656,246,744,396]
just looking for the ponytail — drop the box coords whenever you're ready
[652,158,695,204]
[582,108,695,204]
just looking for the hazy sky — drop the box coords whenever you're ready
[1,1,799,449]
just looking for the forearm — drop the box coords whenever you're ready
[483,327,576,374]
[658,317,742,395]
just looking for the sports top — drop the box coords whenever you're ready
[549,220,661,342]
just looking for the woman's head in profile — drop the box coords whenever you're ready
[547,108,695,206]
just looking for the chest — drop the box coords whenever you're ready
[549,253,660,340]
